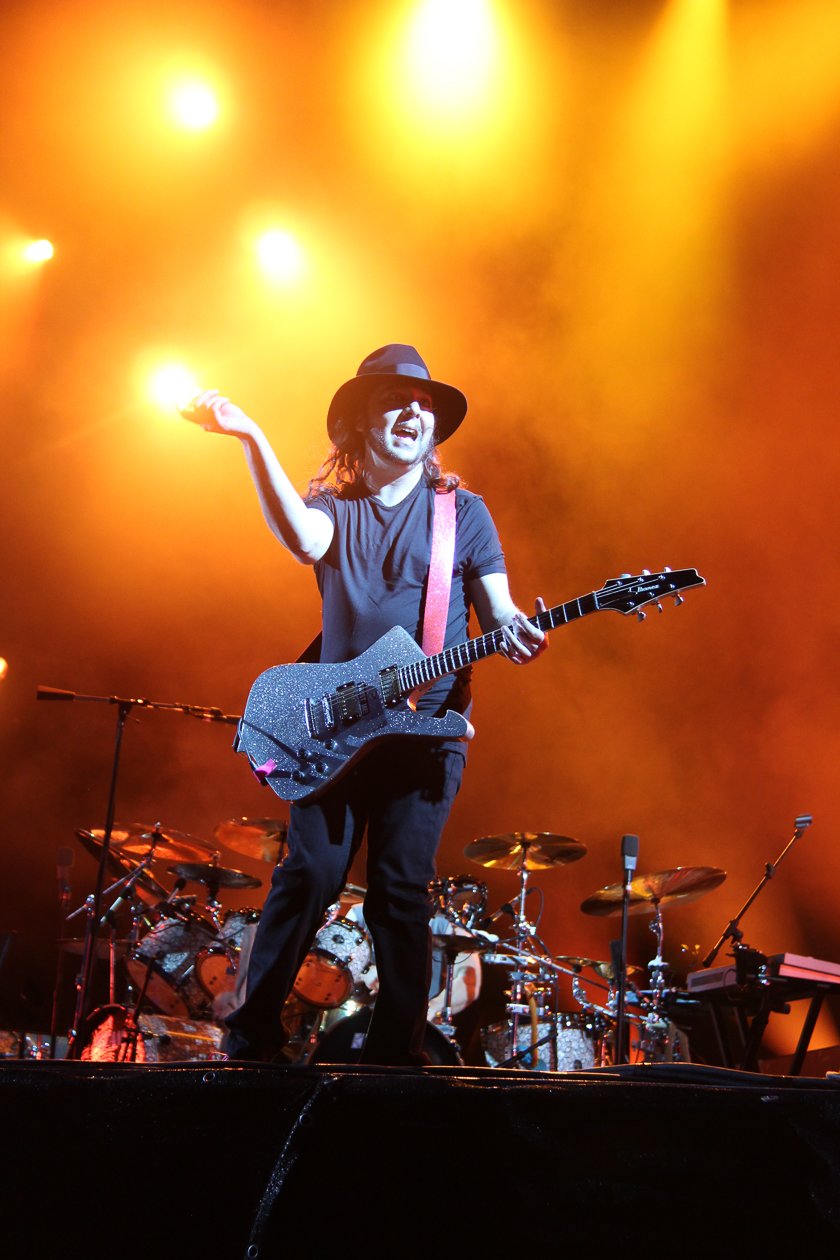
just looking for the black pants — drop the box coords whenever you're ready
[225,740,465,1065]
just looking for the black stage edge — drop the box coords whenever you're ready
[2,1061,840,1257]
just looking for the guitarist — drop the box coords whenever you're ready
[182,344,547,1066]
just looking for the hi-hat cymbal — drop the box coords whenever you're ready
[464,833,587,871]
[580,866,727,918]
[74,829,169,905]
[431,932,484,956]
[339,883,366,909]
[59,937,133,960]
[91,824,215,864]
[555,955,644,982]
[168,862,263,891]
[214,817,289,863]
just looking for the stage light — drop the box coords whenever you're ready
[21,239,54,264]
[255,229,306,284]
[169,80,219,131]
[403,0,499,117]
[146,362,201,413]
[0,657,8,682]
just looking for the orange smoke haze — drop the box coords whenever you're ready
[2,0,840,1059]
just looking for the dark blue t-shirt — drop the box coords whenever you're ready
[307,481,506,714]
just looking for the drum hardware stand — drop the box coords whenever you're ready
[700,814,813,969]
[48,848,74,1059]
[613,834,639,1066]
[36,683,240,1056]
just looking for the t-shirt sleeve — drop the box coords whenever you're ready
[305,490,337,521]
[457,492,507,580]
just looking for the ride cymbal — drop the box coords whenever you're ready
[92,824,215,864]
[464,832,587,871]
[213,817,289,863]
[580,866,727,917]
[168,862,263,891]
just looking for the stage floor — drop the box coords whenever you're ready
[2,1060,839,1257]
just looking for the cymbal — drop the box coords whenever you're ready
[464,833,587,871]
[214,817,289,863]
[91,824,215,864]
[580,866,727,918]
[339,883,366,908]
[168,862,263,891]
[431,932,484,956]
[74,830,169,905]
[556,955,644,982]
[59,937,133,960]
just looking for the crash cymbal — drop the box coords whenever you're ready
[464,833,587,871]
[168,862,263,891]
[339,883,366,909]
[74,830,170,905]
[213,817,289,863]
[556,955,644,982]
[91,824,215,864]
[580,866,727,917]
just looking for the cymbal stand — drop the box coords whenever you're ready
[638,901,670,1062]
[495,849,559,1069]
[36,683,241,1057]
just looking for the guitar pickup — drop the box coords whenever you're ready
[304,694,336,738]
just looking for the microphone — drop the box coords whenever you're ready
[479,901,516,929]
[37,685,76,701]
[100,893,128,927]
[622,834,639,877]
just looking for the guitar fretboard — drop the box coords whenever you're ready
[396,592,600,696]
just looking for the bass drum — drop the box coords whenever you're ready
[311,1007,461,1067]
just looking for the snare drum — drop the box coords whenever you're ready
[481,1012,600,1072]
[125,910,216,1019]
[292,917,373,1009]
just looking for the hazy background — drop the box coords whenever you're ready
[2,0,839,1058]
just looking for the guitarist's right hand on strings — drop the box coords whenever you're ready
[179,389,256,439]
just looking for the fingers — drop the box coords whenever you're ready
[179,389,248,435]
[501,599,549,665]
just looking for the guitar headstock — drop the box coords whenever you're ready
[598,568,706,618]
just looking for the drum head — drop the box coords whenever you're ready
[311,1007,461,1066]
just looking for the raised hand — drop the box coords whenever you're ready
[179,388,254,438]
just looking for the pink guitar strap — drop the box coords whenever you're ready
[420,487,457,656]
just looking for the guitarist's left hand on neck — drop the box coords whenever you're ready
[500,597,549,666]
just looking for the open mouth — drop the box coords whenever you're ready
[392,422,419,440]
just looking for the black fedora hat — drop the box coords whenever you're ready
[327,344,467,444]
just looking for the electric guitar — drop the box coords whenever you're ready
[235,567,705,802]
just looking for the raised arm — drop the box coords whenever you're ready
[180,390,333,564]
[467,572,549,665]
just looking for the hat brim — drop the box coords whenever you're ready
[327,372,467,444]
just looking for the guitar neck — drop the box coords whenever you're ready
[397,592,599,697]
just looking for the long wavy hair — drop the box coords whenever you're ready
[308,407,462,499]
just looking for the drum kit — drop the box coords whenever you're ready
[62,815,725,1070]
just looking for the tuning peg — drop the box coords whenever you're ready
[642,568,651,576]
[637,610,647,622]
[656,602,663,614]
[664,565,672,573]
[673,594,685,607]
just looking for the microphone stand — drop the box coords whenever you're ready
[613,835,639,1066]
[700,815,813,970]
[36,684,240,1057]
